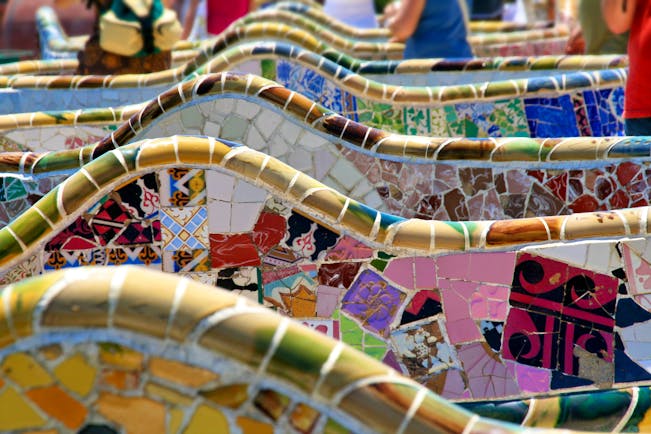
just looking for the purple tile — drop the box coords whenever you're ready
[342,269,405,337]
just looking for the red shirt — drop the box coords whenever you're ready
[626,0,651,118]
[207,0,250,35]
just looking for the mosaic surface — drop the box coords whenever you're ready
[1,136,651,416]
[2,1,648,432]
[0,72,638,227]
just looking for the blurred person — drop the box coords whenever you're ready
[182,0,254,37]
[471,0,504,20]
[55,0,181,74]
[382,0,473,59]
[565,0,628,54]
[602,0,651,135]
[323,0,378,28]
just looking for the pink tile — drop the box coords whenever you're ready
[469,292,489,318]
[441,369,469,399]
[447,318,482,344]
[470,285,510,321]
[384,258,415,290]
[623,244,651,296]
[414,257,437,289]
[458,343,520,399]
[468,252,516,285]
[440,282,470,322]
[437,254,471,280]
[316,285,342,318]
[512,362,551,394]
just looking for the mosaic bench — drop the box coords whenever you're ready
[0,265,614,434]
[0,72,637,227]
[1,134,651,431]
[227,7,569,58]
[0,50,626,137]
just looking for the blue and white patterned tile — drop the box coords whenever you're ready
[160,206,209,251]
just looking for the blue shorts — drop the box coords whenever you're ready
[625,117,651,136]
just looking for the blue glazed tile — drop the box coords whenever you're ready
[524,95,580,138]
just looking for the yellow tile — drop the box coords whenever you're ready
[97,392,165,434]
[54,353,96,397]
[183,405,229,434]
[98,343,144,370]
[149,357,218,388]
[1,353,53,388]
[200,384,248,409]
[237,416,274,434]
[168,408,185,434]
[146,382,194,407]
[0,387,47,430]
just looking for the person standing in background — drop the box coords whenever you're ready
[182,0,254,37]
[382,0,473,59]
[323,0,378,28]
[602,0,651,135]
[566,0,628,54]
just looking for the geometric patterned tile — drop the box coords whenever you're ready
[159,168,206,207]
[160,207,209,251]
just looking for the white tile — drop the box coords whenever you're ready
[206,170,235,201]
[329,157,364,188]
[231,202,265,232]
[212,98,235,117]
[255,111,284,140]
[203,121,221,138]
[236,100,261,119]
[279,120,301,144]
[233,180,267,202]
[245,125,266,151]
[207,200,231,233]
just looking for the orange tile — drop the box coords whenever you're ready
[100,369,140,390]
[254,389,290,421]
[237,416,274,434]
[97,392,165,434]
[290,403,320,434]
[200,384,248,409]
[149,357,218,388]
[39,344,63,361]
[25,386,87,430]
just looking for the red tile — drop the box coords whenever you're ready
[252,212,286,254]
[210,234,261,269]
